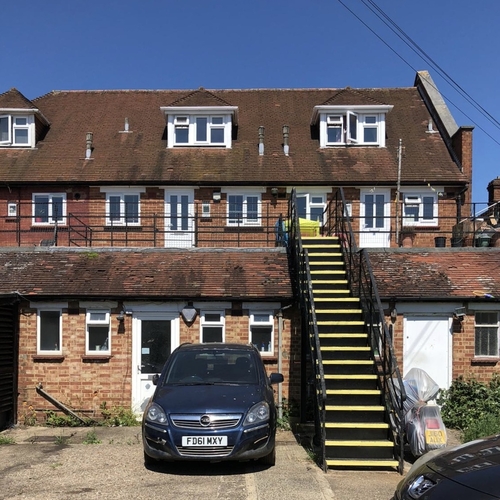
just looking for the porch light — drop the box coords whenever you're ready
[181,303,198,324]
[116,311,125,322]
[212,190,221,202]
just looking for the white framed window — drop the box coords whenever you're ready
[7,202,17,217]
[0,114,34,147]
[106,192,140,226]
[296,191,326,224]
[314,105,392,148]
[86,310,111,355]
[475,312,499,357]
[162,105,237,149]
[402,192,438,227]
[171,114,231,147]
[227,193,261,226]
[37,309,62,354]
[200,311,225,343]
[32,193,66,225]
[250,311,274,355]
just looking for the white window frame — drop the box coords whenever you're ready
[200,310,225,343]
[249,311,274,356]
[0,114,35,147]
[401,191,439,227]
[294,190,327,224]
[314,105,392,148]
[37,309,62,355]
[102,187,145,226]
[226,192,262,227]
[85,310,111,355]
[162,106,237,149]
[32,193,67,225]
[474,311,499,357]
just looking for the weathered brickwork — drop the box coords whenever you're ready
[17,303,299,423]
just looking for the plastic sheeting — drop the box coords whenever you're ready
[403,368,447,457]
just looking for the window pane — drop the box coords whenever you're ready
[327,125,342,143]
[246,196,259,222]
[228,195,243,222]
[180,195,189,231]
[404,204,419,222]
[253,313,270,323]
[89,312,107,322]
[211,117,223,125]
[14,128,28,144]
[476,312,498,325]
[375,194,384,228]
[251,326,272,352]
[196,117,207,142]
[124,194,139,223]
[40,311,60,351]
[210,128,224,143]
[203,326,223,343]
[175,127,188,143]
[365,116,377,124]
[34,196,49,222]
[0,117,9,142]
[475,326,498,356]
[88,325,109,351]
[296,196,307,219]
[311,207,323,223]
[205,313,221,322]
[423,196,434,220]
[141,320,171,373]
[363,127,377,143]
[51,196,63,222]
[349,113,357,141]
[15,117,28,125]
[109,195,121,222]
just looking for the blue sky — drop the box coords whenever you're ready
[2,0,498,204]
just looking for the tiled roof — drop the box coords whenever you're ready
[368,249,500,300]
[0,88,38,109]
[0,248,292,300]
[0,84,467,187]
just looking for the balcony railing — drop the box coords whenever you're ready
[0,200,290,248]
[2,199,499,249]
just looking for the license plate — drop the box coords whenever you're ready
[182,436,228,447]
[425,429,446,445]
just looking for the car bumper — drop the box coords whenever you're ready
[143,420,275,462]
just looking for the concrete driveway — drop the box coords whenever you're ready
[0,425,426,500]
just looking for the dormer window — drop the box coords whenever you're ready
[0,114,34,147]
[312,105,392,148]
[161,105,238,149]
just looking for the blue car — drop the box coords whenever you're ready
[142,343,284,466]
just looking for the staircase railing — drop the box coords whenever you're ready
[324,188,407,473]
[288,188,327,472]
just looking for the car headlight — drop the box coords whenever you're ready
[243,402,269,426]
[145,403,168,425]
[406,475,437,499]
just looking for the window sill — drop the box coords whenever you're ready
[104,226,142,232]
[471,357,499,366]
[82,354,113,363]
[81,355,112,363]
[261,356,278,364]
[32,355,65,363]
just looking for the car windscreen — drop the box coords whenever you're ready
[163,350,259,385]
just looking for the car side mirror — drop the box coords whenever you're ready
[152,373,159,386]
[269,373,284,385]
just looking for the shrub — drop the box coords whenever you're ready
[100,402,140,426]
[45,411,81,427]
[439,376,500,434]
[462,413,500,442]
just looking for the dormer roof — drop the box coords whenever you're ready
[0,88,50,125]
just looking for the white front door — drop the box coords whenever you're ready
[403,316,452,390]
[132,313,179,413]
[359,189,390,248]
[165,189,195,248]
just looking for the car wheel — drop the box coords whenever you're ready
[259,446,276,466]
[144,451,158,467]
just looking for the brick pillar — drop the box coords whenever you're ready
[451,126,474,206]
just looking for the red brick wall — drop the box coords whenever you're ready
[17,302,300,423]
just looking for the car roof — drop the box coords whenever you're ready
[176,342,256,352]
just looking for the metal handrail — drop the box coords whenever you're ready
[288,188,327,471]
[324,187,407,473]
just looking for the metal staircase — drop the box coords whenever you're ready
[304,236,398,468]
[288,187,406,473]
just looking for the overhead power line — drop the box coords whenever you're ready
[336,0,500,147]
